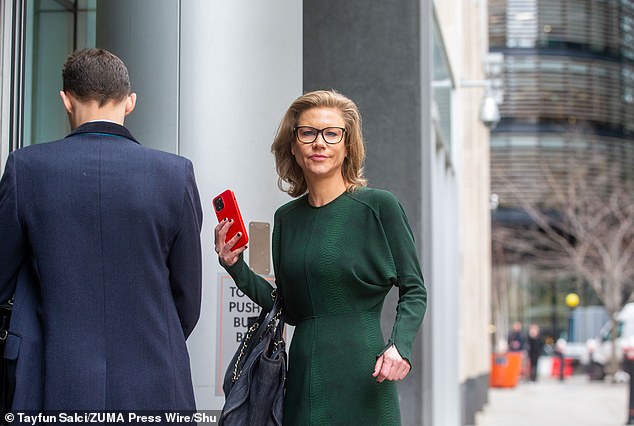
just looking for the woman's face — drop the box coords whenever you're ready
[291,107,347,185]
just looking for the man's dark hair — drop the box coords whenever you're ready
[62,48,131,106]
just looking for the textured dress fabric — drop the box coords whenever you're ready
[225,187,427,426]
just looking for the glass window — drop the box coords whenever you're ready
[506,57,537,72]
[540,137,564,148]
[511,137,538,148]
[23,0,96,147]
[539,60,564,72]
[432,17,453,163]
[491,137,511,148]
[507,0,538,48]
[568,63,587,74]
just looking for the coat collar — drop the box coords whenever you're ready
[66,121,140,144]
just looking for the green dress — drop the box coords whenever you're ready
[225,187,427,426]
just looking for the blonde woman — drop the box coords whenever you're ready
[215,90,426,425]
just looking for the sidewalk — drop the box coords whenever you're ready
[472,374,628,426]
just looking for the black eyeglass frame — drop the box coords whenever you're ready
[293,126,347,145]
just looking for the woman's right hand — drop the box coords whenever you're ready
[214,219,248,267]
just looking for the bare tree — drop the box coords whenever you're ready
[493,159,634,376]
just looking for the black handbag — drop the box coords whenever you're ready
[219,295,286,426]
[0,298,13,416]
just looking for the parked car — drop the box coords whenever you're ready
[586,302,634,378]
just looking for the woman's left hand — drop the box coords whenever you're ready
[214,219,247,267]
[372,345,411,383]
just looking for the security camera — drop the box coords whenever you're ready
[479,95,501,129]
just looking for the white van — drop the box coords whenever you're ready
[587,302,634,377]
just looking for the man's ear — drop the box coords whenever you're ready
[124,93,137,116]
[59,90,74,114]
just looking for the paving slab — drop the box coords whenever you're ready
[472,374,628,426]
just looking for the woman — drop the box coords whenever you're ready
[215,90,426,425]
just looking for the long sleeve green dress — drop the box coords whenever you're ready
[224,187,427,426]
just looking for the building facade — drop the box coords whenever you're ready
[1,1,492,424]
[490,0,634,204]
[489,0,634,336]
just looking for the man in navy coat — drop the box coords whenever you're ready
[0,48,203,410]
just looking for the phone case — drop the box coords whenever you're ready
[213,189,249,250]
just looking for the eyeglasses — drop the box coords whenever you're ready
[293,126,346,144]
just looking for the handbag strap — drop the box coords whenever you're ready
[267,310,286,358]
[231,293,284,383]
[250,297,282,345]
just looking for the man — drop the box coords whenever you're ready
[508,321,525,352]
[527,323,543,381]
[507,321,527,382]
[0,48,202,410]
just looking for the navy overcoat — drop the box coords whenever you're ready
[0,121,203,410]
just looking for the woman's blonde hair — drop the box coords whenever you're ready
[271,90,367,197]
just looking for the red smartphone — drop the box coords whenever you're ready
[213,189,249,250]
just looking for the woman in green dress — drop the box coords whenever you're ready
[215,90,426,425]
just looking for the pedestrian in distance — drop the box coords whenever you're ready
[508,321,527,380]
[215,90,427,425]
[0,48,203,410]
[508,321,526,352]
[527,323,543,382]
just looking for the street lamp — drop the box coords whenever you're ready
[565,292,579,341]
[565,293,580,309]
